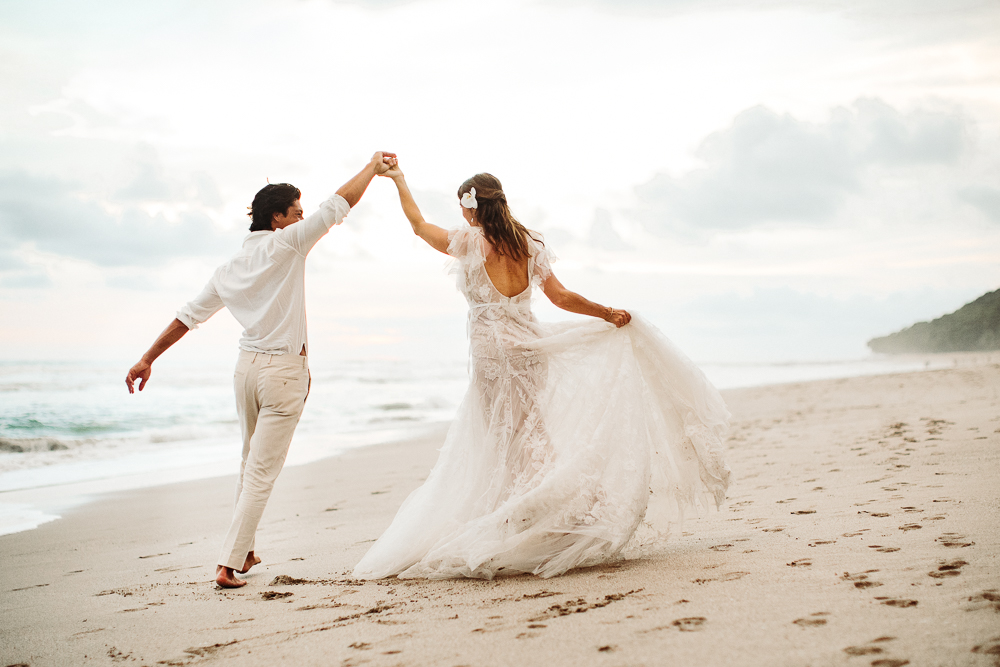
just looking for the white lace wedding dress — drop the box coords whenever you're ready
[353,226,732,579]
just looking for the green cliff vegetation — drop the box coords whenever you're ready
[868,289,1000,354]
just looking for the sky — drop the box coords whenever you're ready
[1,0,998,366]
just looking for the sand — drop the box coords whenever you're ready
[2,356,999,667]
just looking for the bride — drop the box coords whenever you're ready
[353,164,732,580]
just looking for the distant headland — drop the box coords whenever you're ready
[868,289,1000,354]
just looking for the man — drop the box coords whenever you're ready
[126,151,396,588]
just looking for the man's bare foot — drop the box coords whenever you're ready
[238,551,262,574]
[216,565,246,588]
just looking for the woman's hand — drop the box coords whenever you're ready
[371,151,397,175]
[604,307,632,328]
[379,156,404,180]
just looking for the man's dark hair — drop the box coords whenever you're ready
[248,183,301,232]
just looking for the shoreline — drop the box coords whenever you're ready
[1,360,998,665]
[0,422,451,537]
[2,350,998,538]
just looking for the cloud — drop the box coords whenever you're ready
[0,170,232,268]
[656,285,984,362]
[411,189,461,229]
[115,145,172,201]
[634,99,968,233]
[588,208,631,250]
[322,0,424,8]
[0,249,52,287]
[0,271,53,289]
[541,0,1000,24]
[115,144,224,207]
[0,249,27,271]
[958,185,1000,223]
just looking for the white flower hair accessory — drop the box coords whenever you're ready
[461,187,478,210]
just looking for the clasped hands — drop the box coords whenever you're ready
[371,151,400,177]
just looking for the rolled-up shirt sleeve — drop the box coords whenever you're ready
[176,278,224,330]
[284,194,351,256]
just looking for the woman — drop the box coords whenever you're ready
[353,165,731,580]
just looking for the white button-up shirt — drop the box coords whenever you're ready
[176,194,350,355]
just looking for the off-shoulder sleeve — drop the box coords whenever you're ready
[447,226,487,262]
[528,233,556,289]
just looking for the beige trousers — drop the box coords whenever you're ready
[219,350,310,570]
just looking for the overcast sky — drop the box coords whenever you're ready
[1,0,998,365]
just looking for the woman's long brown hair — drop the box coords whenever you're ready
[458,173,542,261]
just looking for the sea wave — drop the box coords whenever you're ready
[0,437,75,453]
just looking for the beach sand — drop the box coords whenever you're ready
[2,357,999,666]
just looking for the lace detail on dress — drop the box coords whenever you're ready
[353,228,731,581]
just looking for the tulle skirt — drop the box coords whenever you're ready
[352,314,731,580]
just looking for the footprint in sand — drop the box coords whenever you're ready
[841,571,883,589]
[808,540,836,547]
[261,591,293,601]
[787,559,812,567]
[867,545,901,553]
[793,613,828,627]
[269,575,311,585]
[791,510,816,515]
[672,617,706,632]
[936,533,975,548]
[965,590,1000,613]
[708,544,734,552]
[876,597,918,608]
[870,660,909,667]
[972,636,1000,658]
[843,636,897,657]
[898,524,922,531]
[928,559,967,579]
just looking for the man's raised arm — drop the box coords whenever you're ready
[337,151,396,207]
[285,151,397,255]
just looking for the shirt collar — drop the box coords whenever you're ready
[243,230,272,246]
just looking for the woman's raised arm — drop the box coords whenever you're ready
[381,163,450,254]
[541,273,631,328]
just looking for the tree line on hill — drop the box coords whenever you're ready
[868,288,1000,354]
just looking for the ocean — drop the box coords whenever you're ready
[0,353,957,536]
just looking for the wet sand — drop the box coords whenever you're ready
[1,357,998,666]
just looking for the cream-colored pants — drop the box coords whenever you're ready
[219,350,310,570]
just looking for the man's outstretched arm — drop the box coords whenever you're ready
[285,152,397,255]
[126,318,189,393]
[336,151,396,207]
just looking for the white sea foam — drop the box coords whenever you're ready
[0,503,60,536]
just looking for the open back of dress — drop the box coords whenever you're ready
[353,226,732,579]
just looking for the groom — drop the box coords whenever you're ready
[126,151,396,588]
